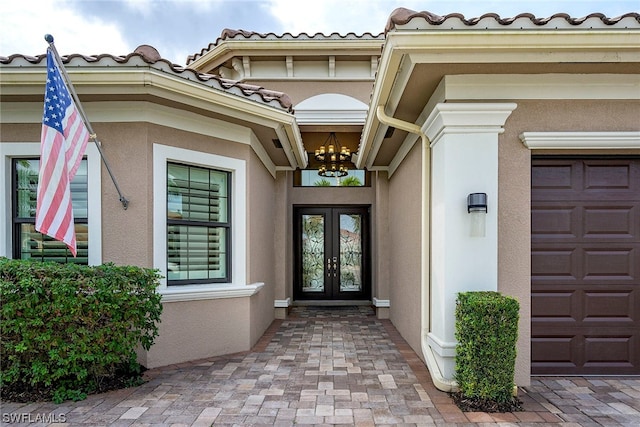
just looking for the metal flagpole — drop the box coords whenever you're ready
[44,34,129,209]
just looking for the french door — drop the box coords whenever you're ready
[294,206,370,301]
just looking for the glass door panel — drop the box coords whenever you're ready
[301,214,325,293]
[294,206,369,301]
[339,213,362,293]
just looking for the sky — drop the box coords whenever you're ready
[1,0,638,66]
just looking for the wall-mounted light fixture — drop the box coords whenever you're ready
[467,193,487,237]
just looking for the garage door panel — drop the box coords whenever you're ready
[531,333,638,375]
[583,248,636,280]
[531,157,640,375]
[532,206,577,238]
[584,205,637,239]
[532,286,637,323]
[532,248,578,279]
[584,336,637,368]
[532,245,637,282]
[532,204,637,240]
[582,160,640,197]
[531,290,576,320]
[531,336,576,365]
[584,163,632,189]
[533,159,640,201]
[583,290,636,322]
[531,163,574,190]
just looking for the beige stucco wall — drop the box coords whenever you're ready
[141,124,276,368]
[247,149,277,344]
[273,171,292,318]
[1,118,280,369]
[372,171,390,306]
[289,182,376,206]
[498,98,640,385]
[146,297,251,368]
[387,140,423,359]
[497,114,533,386]
[0,123,39,142]
[93,122,151,267]
[246,80,375,105]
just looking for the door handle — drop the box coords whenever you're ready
[327,257,338,277]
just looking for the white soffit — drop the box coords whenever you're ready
[295,93,368,125]
[442,74,640,100]
[520,131,640,149]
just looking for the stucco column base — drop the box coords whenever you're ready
[274,298,291,319]
[274,307,288,319]
[422,336,458,393]
[375,306,390,319]
[424,332,458,392]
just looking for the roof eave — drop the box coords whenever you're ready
[187,38,385,73]
[0,64,306,170]
[358,27,640,169]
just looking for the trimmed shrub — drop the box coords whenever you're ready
[454,291,519,408]
[0,258,162,403]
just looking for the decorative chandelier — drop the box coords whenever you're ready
[314,132,350,177]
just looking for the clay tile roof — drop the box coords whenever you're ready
[186,29,384,65]
[385,7,640,32]
[0,46,294,113]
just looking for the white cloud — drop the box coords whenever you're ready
[0,0,131,57]
[267,0,406,35]
[1,0,637,63]
[266,0,638,37]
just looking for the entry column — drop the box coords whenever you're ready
[422,103,517,388]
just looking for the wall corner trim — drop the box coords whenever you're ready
[372,297,390,307]
[274,298,291,308]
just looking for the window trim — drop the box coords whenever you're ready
[0,142,102,264]
[153,143,247,301]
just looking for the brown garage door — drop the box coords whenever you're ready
[531,157,640,375]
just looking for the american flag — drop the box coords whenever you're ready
[36,49,90,257]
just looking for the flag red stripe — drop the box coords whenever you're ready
[64,107,89,179]
[37,132,70,232]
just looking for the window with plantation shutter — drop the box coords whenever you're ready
[12,158,89,264]
[167,162,231,285]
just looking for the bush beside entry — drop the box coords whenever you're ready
[0,258,163,403]
[454,291,520,412]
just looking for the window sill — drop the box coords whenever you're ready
[159,282,264,303]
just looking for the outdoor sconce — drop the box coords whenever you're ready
[467,193,487,237]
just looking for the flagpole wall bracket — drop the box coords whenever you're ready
[45,34,129,211]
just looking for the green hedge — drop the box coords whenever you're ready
[454,291,519,404]
[0,258,162,403]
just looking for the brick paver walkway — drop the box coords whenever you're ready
[2,306,639,426]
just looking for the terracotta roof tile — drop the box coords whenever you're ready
[0,46,294,113]
[187,29,384,65]
[385,8,640,32]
